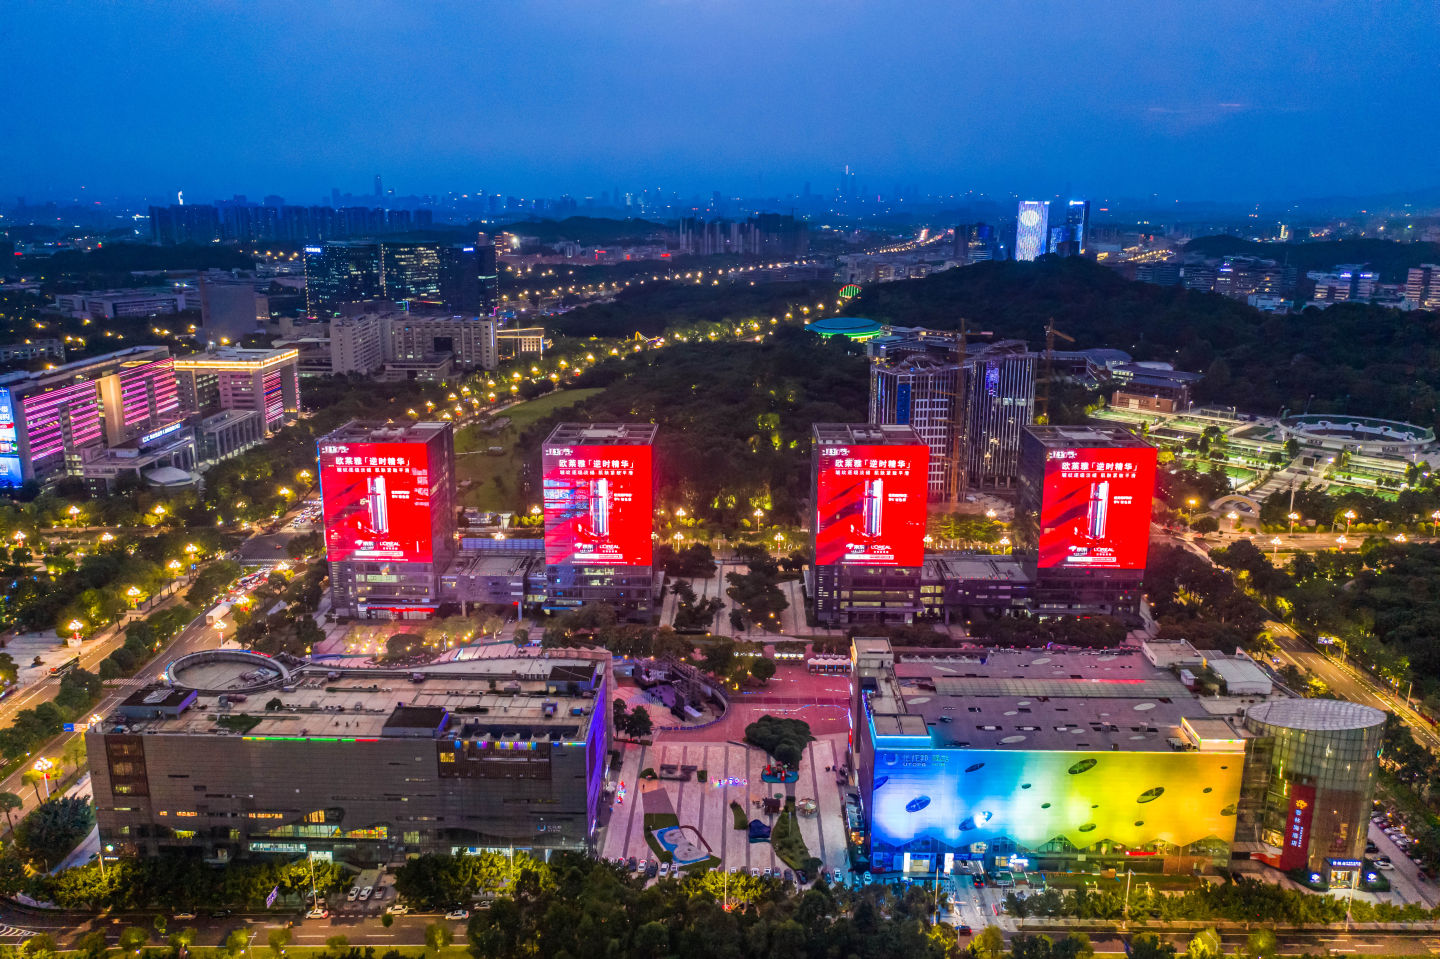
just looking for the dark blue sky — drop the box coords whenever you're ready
[6,1,1437,204]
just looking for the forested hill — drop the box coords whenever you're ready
[846,257,1440,428]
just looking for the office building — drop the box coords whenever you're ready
[869,333,1036,497]
[541,423,657,619]
[0,340,65,364]
[1015,201,1050,262]
[1015,425,1157,619]
[319,421,457,619]
[329,311,388,375]
[1109,363,1203,414]
[0,347,179,486]
[53,289,195,321]
[173,347,301,436]
[1238,699,1385,877]
[198,276,267,346]
[87,647,610,862]
[496,325,546,360]
[96,355,183,446]
[387,313,498,370]
[305,241,500,318]
[1062,200,1090,256]
[809,424,929,627]
[1405,264,1440,309]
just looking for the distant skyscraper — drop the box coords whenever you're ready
[1065,200,1090,255]
[1015,201,1050,262]
[374,174,383,197]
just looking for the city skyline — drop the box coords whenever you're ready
[5,1,1438,203]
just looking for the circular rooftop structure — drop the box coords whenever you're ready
[808,316,885,341]
[1245,698,1385,732]
[167,649,293,694]
[1282,414,1434,453]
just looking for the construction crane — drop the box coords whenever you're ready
[948,319,993,506]
[1037,318,1074,425]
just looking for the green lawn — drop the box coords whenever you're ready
[454,388,604,512]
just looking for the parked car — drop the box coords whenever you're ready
[173,912,196,921]
[445,908,470,920]
[359,886,373,901]
[956,925,973,936]
[627,856,638,872]
[658,862,670,879]
[750,867,760,878]
[306,908,330,920]
[784,870,794,883]
[796,870,809,885]
[1376,860,1395,870]
[646,860,659,878]
[346,886,360,902]
[386,904,409,915]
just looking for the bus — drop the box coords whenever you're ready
[50,656,80,676]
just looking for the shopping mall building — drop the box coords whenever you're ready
[850,638,1384,879]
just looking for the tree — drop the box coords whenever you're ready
[118,928,149,955]
[425,922,453,954]
[972,926,1006,959]
[1130,934,1178,959]
[20,770,43,804]
[627,705,654,739]
[0,792,23,834]
[22,934,58,958]
[744,715,813,768]
[325,935,349,952]
[267,927,292,957]
[62,737,87,775]
[1242,929,1278,959]
[223,930,248,959]
[1186,929,1222,959]
[1192,515,1220,535]
[75,931,108,959]
[15,796,94,869]
[749,657,776,684]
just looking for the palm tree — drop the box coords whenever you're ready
[0,792,21,835]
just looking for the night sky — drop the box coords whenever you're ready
[6,0,1437,203]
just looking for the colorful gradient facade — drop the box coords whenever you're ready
[864,747,1243,869]
[1038,445,1156,570]
[542,444,653,566]
[0,390,21,486]
[319,441,436,563]
[815,443,929,567]
[22,380,103,468]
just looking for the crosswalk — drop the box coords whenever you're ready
[0,925,38,940]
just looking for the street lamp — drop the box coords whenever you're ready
[33,758,54,799]
[1344,510,1356,534]
[126,586,141,609]
[1395,533,1408,544]
[1287,511,1300,535]
[153,505,166,518]
[67,620,83,644]
[1270,536,1283,558]
[11,531,24,545]
[1187,497,1199,524]
[67,505,80,526]
[1431,510,1440,537]
[1336,535,1348,550]
[1226,510,1239,530]
[100,532,114,543]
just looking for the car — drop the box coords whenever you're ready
[346,886,360,902]
[386,904,409,915]
[1366,842,1379,853]
[658,863,670,879]
[208,910,232,920]
[956,925,973,936]
[750,867,760,878]
[784,870,794,883]
[763,867,773,879]
[445,909,470,920]
[1376,861,1395,870]
[796,870,808,885]
[306,907,330,920]
[173,912,197,921]
[646,860,658,878]
[474,899,492,910]
[359,886,373,901]
[627,856,638,872]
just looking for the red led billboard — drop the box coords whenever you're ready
[319,441,435,563]
[1037,446,1156,569]
[542,444,653,566]
[815,444,929,566]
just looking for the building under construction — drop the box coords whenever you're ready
[869,331,1036,499]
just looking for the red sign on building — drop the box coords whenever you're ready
[542,444,653,566]
[1038,446,1157,570]
[319,441,435,563]
[1279,782,1316,871]
[815,443,929,567]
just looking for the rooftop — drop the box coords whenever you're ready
[173,347,299,370]
[813,422,925,447]
[320,419,451,444]
[1022,424,1150,449]
[105,654,607,744]
[862,644,1247,753]
[543,422,657,446]
[1245,698,1386,732]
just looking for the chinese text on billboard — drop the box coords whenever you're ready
[1038,446,1156,569]
[543,445,652,566]
[815,444,928,566]
[319,442,434,562]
